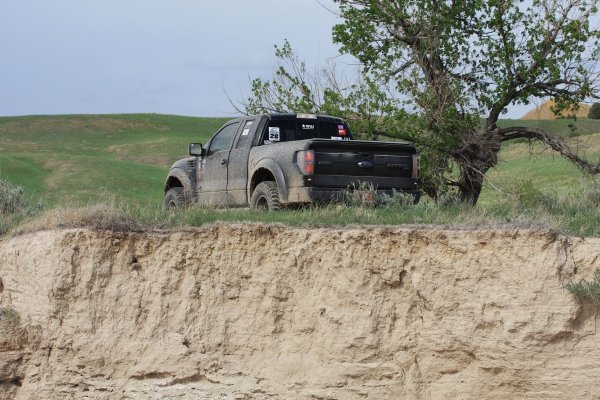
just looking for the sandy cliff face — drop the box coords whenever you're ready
[0,225,599,399]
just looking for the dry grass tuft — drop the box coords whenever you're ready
[0,306,21,336]
[12,203,144,235]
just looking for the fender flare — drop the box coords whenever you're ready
[249,159,288,203]
[164,168,195,204]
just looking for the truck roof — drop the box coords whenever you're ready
[240,113,346,122]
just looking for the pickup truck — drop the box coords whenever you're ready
[164,113,420,211]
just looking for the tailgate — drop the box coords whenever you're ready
[309,140,417,189]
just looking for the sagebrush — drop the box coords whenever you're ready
[0,306,21,334]
[565,269,600,302]
[0,179,27,214]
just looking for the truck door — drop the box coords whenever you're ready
[196,121,240,207]
[227,119,257,206]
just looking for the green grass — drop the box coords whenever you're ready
[0,114,228,206]
[0,113,599,236]
[8,190,599,237]
[496,117,600,137]
[479,132,600,204]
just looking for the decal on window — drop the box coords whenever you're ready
[242,120,254,136]
[331,136,342,140]
[268,127,281,141]
[301,124,315,130]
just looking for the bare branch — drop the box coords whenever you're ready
[498,126,600,174]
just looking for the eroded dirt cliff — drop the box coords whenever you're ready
[0,224,599,399]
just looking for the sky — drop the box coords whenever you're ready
[0,0,343,117]
[0,1,593,119]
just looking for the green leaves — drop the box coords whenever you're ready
[245,0,600,203]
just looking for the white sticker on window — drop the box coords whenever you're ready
[268,127,281,141]
[331,136,342,140]
[242,128,250,136]
[301,124,315,130]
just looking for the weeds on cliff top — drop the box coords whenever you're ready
[0,179,43,235]
[565,269,600,302]
[3,179,600,237]
[12,203,143,235]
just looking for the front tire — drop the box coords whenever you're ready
[250,181,280,212]
[164,187,185,210]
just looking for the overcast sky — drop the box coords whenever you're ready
[0,0,344,117]
[1,0,588,119]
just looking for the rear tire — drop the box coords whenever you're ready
[250,181,280,212]
[164,187,185,210]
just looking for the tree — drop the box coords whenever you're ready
[244,0,600,204]
[590,103,600,119]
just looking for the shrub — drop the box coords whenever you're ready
[344,182,416,208]
[0,179,28,214]
[565,269,600,302]
[512,179,557,210]
[582,181,600,208]
[0,306,21,334]
[0,179,44,235]
[588,103,600,119]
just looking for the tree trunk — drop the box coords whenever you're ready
[451,131,502,205]
[456,165,485,205]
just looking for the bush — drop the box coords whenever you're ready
[0,179,44,235]
[512,179,558,210]
[589,103,600,119]
[565,269,600,302]
[344,182,416,208]
[0,306,21,334]
[0,179,28,214]
[582,181,600,208]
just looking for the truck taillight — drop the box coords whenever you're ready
[412,154,420,179]
[297,150,315,175]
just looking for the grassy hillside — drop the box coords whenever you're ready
[479,131,600,204]
[0,113,598,210]
[0,114,228,206]
[496,118,599,137]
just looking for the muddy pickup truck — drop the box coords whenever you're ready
[164,113,420,210]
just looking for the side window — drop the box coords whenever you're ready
[235,120,255,149]
[263,120,295,144]
[207,122,240,155]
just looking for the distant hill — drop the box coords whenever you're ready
[521,99,591,120]
[0,114,228,206]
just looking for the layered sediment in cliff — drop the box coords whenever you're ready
[0,225,599,399]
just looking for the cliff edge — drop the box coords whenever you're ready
[0,224,599,399]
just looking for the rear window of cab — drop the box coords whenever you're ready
[262,117,352,144]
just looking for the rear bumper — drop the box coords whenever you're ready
[287,187,421,204]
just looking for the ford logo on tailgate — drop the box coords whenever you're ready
[358,161,373,168]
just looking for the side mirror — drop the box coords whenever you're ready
[189,143,205,157]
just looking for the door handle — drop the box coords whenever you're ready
[221,159,228,165]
